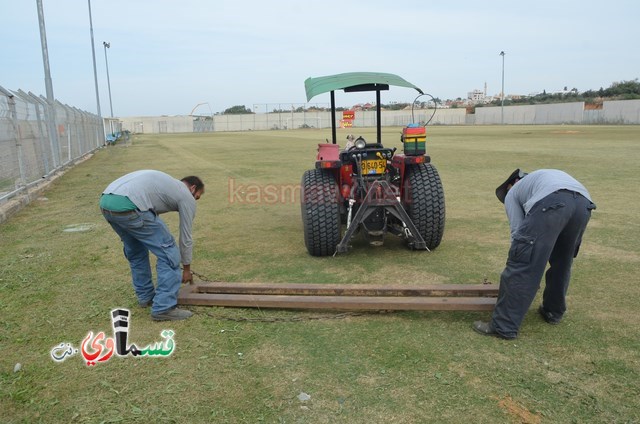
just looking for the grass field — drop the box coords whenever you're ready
[1,125,639,423]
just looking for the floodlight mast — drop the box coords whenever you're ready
[36,0,60,167]
[87,0,102,118]
[103,41,113,117]
[87,0,106,142]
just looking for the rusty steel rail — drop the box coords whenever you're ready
[178,282,498,311]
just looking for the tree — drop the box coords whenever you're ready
[603,79,640,97]
[224,105,252,114]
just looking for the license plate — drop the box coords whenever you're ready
[361,159,387,175]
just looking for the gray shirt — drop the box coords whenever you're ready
[504,169,593,237]
[103,170,196,265]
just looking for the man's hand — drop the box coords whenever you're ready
[182,264,193,284]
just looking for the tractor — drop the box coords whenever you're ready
[300,72,445,256]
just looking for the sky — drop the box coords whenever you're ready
[1,0,638,117]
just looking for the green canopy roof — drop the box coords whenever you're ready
[304,72,423,102]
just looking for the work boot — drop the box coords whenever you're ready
[472,321,515,340]
[151,307,193,321]
[538,305,561,325]
[138,298,153,308]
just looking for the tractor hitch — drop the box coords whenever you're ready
[336,180,426,254]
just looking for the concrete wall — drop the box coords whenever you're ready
[121,116,194,134]
[474,102,585,125]
[117,99,640,134]
[119,108,468,134]
[603,99,640,124]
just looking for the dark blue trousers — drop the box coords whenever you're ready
[492,190,595,338]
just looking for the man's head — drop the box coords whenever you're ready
[181,176,205,200]
[495,169,527,203]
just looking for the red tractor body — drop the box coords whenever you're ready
[301,73,445,256]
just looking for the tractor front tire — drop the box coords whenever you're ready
[301,169,341,256]
[404,163,446,250]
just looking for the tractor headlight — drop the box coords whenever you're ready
[355,137,366,149]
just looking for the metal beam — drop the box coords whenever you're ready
[178,282,498,311]
[191,282,497,296]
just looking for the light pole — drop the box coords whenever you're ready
[103,42,114,118]
[88,0,101,119]
[500,50,505,125]
[36,0,61,167]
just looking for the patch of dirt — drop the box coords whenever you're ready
[497,395,542,424]
[584,102,603,110]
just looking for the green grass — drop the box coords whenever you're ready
[1,125,639,423]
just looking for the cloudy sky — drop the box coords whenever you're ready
[2,0,638,117]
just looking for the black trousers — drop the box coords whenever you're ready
[492,190,595,338]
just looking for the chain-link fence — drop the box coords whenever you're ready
[0,85,104,203]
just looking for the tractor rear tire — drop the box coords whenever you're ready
[301,169,341,256]
[404,163,445,250]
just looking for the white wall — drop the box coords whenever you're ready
[117,100,640,134]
